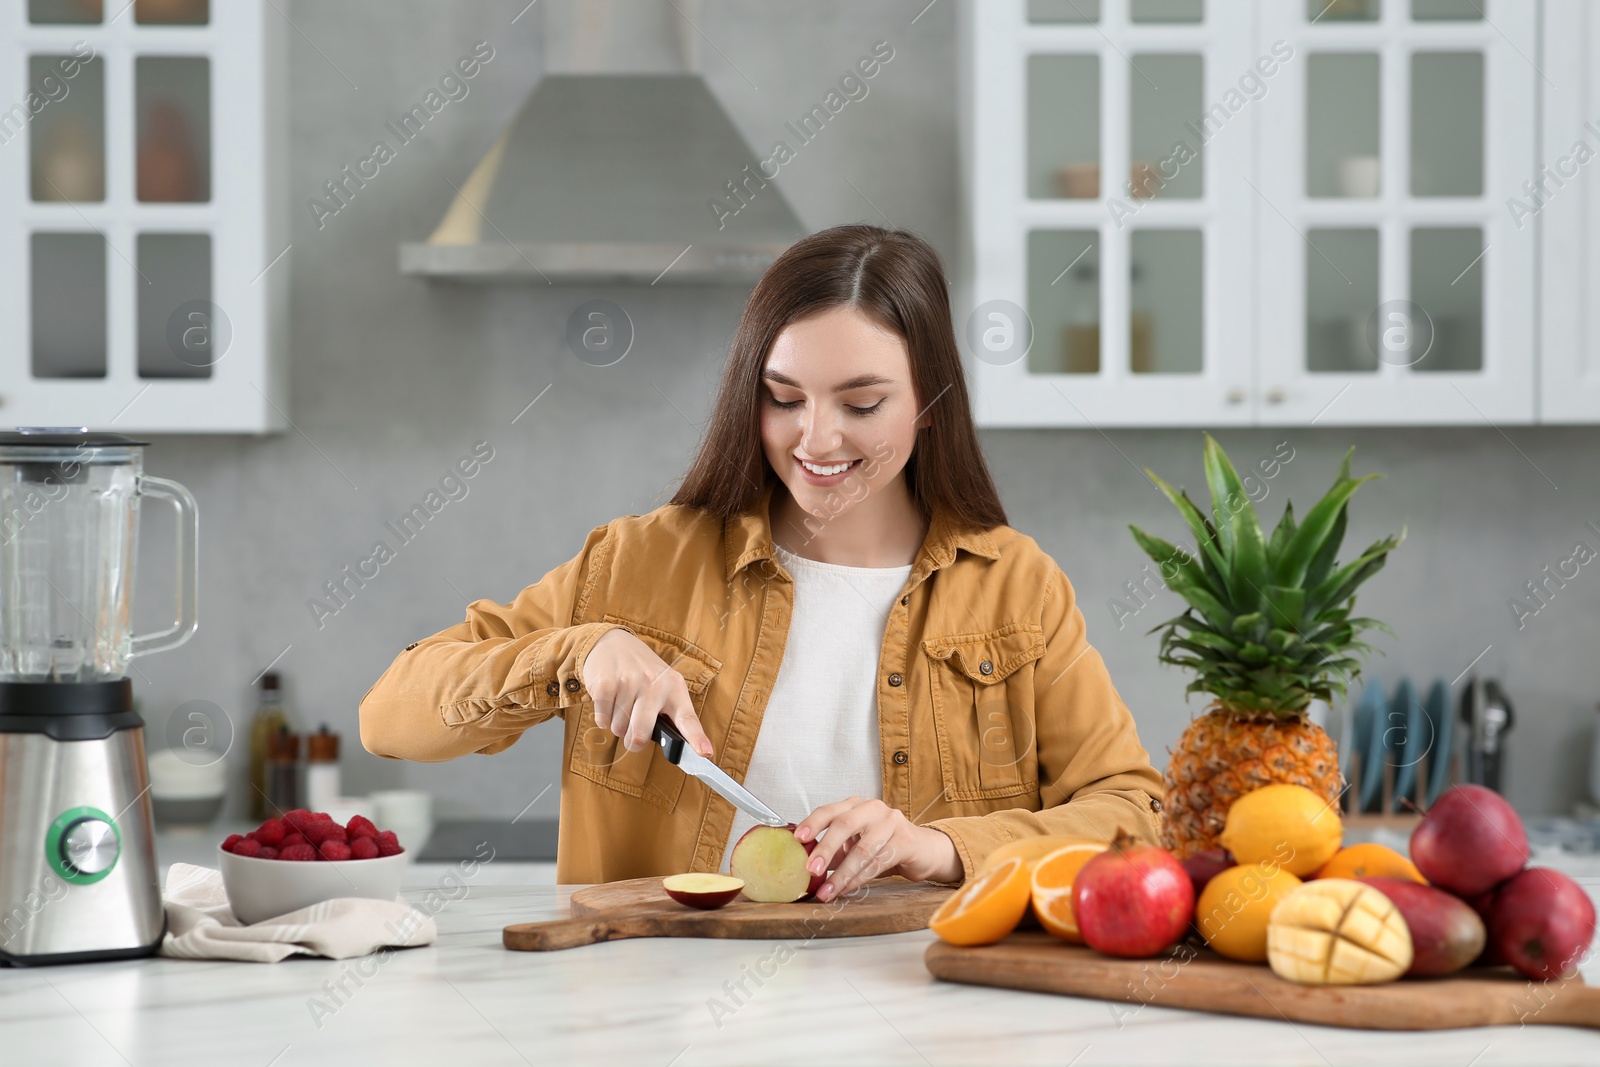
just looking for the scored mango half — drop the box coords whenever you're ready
[1266,878,1413,985]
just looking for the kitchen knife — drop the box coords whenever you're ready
[651,715,788,827]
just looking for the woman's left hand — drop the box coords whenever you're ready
[794,797,963,903]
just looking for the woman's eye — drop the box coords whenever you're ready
[768,396,802,410]
[847,400,885,416]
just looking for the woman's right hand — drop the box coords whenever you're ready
[580,628,715,758]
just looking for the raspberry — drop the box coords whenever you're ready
[282,810,320,834]
[349,836,379,860]
[311,811,332,822]
[279,843,317,862]
[231,837,263,858]
[305,820,347,845]
[221,833,244,852]
[253,818,287,846]
[376,830,403,857]
[346,815,378,840]
[318,839,352,862]
[257,846,279,860]
[279,832,309,851]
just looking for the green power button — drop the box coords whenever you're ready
[46,806,121,885]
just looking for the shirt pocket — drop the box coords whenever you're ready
[568,616,723,814]
[921,623,1045,802]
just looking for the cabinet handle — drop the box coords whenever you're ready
[1266,388,1286,404]
[1226,388,1246,404]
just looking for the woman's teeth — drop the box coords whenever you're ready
[800,458,857,476]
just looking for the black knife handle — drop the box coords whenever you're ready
[651,714,685,762]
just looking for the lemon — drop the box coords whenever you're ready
[1196,862,1304,962]
[1219,783,1342,878]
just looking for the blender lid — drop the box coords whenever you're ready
[0,428,150,447]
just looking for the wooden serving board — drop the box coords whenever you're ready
[504,875,952,952]
[925,932,1600,1031]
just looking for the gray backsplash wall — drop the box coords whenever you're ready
[128,1,1600,823]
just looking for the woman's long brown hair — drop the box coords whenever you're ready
[671,224,1007,530]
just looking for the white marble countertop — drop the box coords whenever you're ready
[2,839,1598,1065]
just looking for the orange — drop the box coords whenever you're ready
[1196,862,1303,962]
[977,833,1104,875]
[1029,841,1111,943]
[1312,842,1426,884]
[928,856,1031,946]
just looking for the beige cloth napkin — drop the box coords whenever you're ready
[158,862,437,962]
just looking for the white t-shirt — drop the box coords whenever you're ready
[722,543,913,867]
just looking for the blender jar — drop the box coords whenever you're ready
[0,429,197,682]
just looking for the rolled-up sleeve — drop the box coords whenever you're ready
[358,522,626,762]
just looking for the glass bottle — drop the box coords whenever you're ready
[248,672,289,819]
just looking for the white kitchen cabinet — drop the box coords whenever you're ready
[1539,0,1600,422]
[0,0,287,433]
[962,0,1542,427]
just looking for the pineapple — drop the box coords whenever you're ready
[1130,435,1402,858]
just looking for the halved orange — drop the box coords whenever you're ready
[928,856,1031,946]
[1030,841,1110,943]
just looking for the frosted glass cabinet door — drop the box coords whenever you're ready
[967,0,1255,427]
[1254,1,1535,424]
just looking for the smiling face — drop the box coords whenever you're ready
[759,305,928,524]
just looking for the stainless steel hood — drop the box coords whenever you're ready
[400,0,803,284]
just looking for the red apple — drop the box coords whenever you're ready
[1181,848,1235,899]
[662,873,745,910]
[1486,867,1597,982]
[1072,832,1194,958]
[1360,877,1486,977]
[1410,785,1529,897]
[729,823,826,903]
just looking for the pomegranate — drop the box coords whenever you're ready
[1072,832,1194,958]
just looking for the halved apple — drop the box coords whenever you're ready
[662,872,746,910]
[729,823,826,903]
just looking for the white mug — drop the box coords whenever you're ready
[370,789,434,854]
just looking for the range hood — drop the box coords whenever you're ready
[401,0,803,284]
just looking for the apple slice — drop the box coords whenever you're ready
[662,873,746,910]
[730,823,826,903]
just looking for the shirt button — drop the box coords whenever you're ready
[899,595,908,606]
[405,642,418,651]
[979,660,994,675]
[893,750,908,765]
[887,672,903,687]
[1150,797,1164,813]
[565,678,582,693]
[546,681,560,697]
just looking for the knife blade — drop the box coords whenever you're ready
[651,715,789,827]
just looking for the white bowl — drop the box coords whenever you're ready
[217,846,407,925]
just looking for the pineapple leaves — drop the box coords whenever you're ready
[1128,525,1232,628]
[1133,436,1401,716]
[1201,434,1269,611]
[1268,500,1297,563]
[1271,458,1382,588]
[1144,469,1229,586]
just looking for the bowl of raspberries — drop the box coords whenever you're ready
[218,809,408,924]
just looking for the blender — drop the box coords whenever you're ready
[0,429,197,965]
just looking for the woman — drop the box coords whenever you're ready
[359,225,1163,903]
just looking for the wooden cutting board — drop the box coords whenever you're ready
[504,875,952,952]
[925,932,1600,1031]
